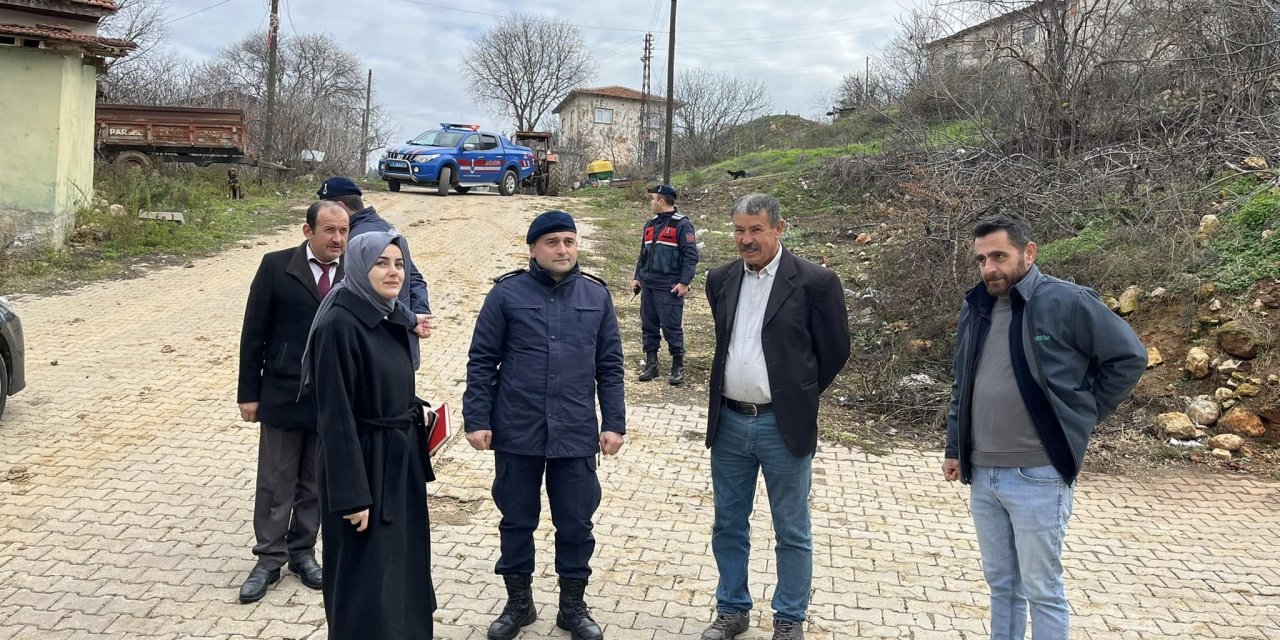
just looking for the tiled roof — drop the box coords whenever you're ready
[0,23,135,56]
[65,0,119,8]
[553,86,669,114]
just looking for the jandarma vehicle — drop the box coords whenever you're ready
[0,296,26,419]
[378,123,537,197]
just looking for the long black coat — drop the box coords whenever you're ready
[311,288,436,639]
[705,248,851,457]
[238,242,344,430]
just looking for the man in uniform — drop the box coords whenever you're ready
[631,184,699,385]
[464,210,626,640]
[317,176,434,368]
[236,200,348,602]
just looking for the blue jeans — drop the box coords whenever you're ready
[710,408,813,623]
[970,465,1074,640]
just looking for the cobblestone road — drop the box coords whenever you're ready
[0,192,1277,639]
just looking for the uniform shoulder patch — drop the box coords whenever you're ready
[581,271,609,288]
[671,212,687,221]
[493,268,527,284]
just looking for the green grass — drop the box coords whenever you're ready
[0,166,303,293]
[677,143,882,189]
[1037,219,1110,266]
[1204,186,1280,292]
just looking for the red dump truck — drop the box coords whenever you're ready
[94,103,286,170]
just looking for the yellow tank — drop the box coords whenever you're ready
[585,160,614,180]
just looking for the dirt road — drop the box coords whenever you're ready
[0,191,1277,639]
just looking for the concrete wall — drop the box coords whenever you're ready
[0,46,97,254]
[558,95,659,171]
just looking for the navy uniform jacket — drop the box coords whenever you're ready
[349,206,432,369]
[634,209,699,290]
[463,261,626,458]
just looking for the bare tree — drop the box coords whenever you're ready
[672,68,771,167]
[461,13,594,131]
[97,0,169,101]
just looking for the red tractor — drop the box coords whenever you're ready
[512,131,560,196]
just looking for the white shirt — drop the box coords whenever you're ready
[305,245,339,284]
[722,246,783,404]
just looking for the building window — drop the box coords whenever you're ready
[594,108,614,125]
[1021,26,1037,45]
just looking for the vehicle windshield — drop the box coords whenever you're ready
[408,130,466,147]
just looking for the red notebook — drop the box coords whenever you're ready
[425,402,453,457]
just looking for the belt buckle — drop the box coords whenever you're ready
[740,401,757,417]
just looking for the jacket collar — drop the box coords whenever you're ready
[527,258,581,288]
[286,241,345,301]
[350,206,380,227]
[965,264,1044,312]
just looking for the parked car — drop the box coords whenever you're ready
[378,123,537,197]
[0,297,25,419]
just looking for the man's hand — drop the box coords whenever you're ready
[600,431,624,456]
[631,280,642,295]
[239,402,259,423]
[671,283,689,298]
[942,458,961,482]
[343,509,370,532]
[414,314,434,338]
[466,430,493,451]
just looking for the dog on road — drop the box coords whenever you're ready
[727,169,748,180]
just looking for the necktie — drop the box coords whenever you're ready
[313,260,332,297]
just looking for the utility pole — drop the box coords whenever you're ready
[864,56,871,105]
[261,0,280,181]
[662,0,676,184]
[640,33,653,170]
[360,69,372,176]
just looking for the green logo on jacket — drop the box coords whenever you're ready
[1034,334,1052,342]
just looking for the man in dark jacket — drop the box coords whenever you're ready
[236,200,348,602]
[631,184,699,385]
[943,212,1146,640]
[701,194,850,640]
[463,210,625,640]
[317,176,433,368]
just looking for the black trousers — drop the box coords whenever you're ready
[252,424,320,570]
[492,452,601,579]
[641,287,686,357]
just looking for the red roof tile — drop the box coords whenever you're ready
[552,86,671,115]
[0,23,135,55]
[64,0,119,9]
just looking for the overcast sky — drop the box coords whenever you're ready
[160,0,910,145]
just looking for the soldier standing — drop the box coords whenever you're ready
[631,184,699,385]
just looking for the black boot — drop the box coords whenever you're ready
[668,356,685,386]
[638,352,659,382]
[556,577,603,640]
[487,575,537,640]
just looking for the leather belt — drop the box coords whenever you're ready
[724,397,773,417]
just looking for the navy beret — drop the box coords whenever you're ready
[317,176,362,199]
[526,210,577,244]
[647,184,678,200]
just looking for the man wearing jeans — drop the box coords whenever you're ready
[943,212,1146,639]
[701,194,850,640]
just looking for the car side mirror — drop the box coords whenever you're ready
[463,143,476,151]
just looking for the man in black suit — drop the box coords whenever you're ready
[236,200,349,603]
[700,193,850,640]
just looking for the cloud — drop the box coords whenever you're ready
[162,0,905,148]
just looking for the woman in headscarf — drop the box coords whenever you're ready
[300,231,436,639]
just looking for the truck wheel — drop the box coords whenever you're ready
[546,164,561,196]
[388,179,401,192]
[0,355,9,420]
[437,167,452,197]
[113,151,152,171]
[454,186,471,194]
[499,170,519,196]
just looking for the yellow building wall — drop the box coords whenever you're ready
[0,47,98,254]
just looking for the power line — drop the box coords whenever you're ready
[166,0,235,25]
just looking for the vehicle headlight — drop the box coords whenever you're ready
[413,154,440,163]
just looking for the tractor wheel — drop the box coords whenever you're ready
[546,164,561,196]
[113,151,152,171]
[437,166,452,197]
[499,170,519,196]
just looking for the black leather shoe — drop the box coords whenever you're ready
[288,557,323,590]
[638,353,660,382]
[238,567,281,603]
[668,364,685,386]
[487,575,537,640]
[556,577,603,640]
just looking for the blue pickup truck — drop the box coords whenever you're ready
[378,123,537,197]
